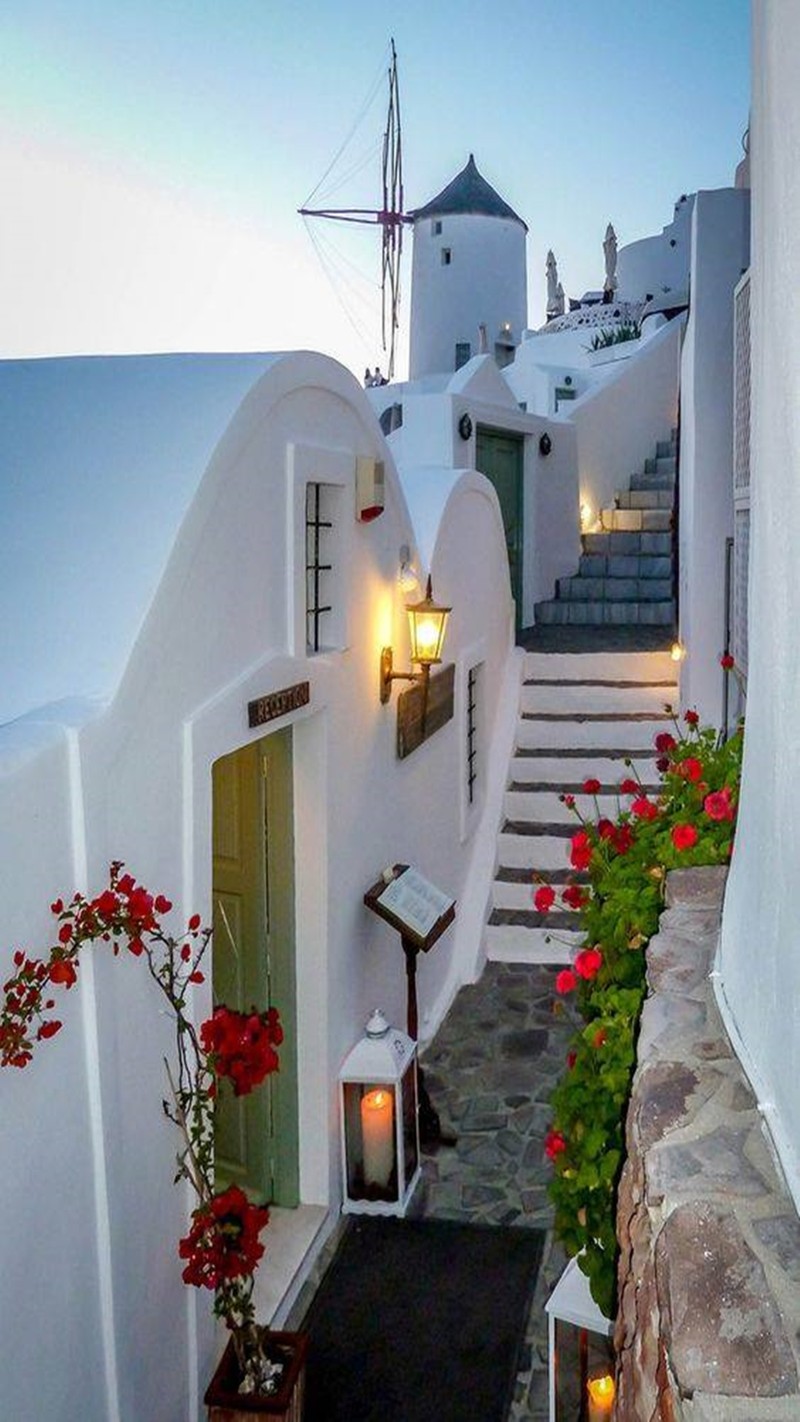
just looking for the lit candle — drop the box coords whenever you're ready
[361,1088,394,1189]
[587,1372,615,1421]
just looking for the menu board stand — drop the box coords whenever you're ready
[364,865,457,1148]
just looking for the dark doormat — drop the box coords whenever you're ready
[302,1216,544,1422]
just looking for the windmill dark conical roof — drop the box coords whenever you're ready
[411,154,527,230]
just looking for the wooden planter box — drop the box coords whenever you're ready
[205,1330,308,1422]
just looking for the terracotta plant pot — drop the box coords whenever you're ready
[205,1330,308,1421]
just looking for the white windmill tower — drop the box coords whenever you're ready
[408,154,528,380]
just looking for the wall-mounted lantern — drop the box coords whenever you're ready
[339,1010,421,1217]
[380,576,451,707]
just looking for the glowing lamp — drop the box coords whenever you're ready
[671,641,687,662]
[587,1371,616,1420]
[380,576,451,704]
[339,1010,420,1216]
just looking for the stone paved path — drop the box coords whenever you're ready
[418,961,581,1421]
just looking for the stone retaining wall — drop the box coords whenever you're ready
[614,867,800,1420]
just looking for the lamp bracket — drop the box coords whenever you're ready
[380,647,427,704]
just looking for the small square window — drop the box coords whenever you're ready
[432,219,442,236]
[455,342,471,370]
[441,248,452,266]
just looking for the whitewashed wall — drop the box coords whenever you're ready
[719,0,800,1210]
[616,195,694,302]
[678,188,750,725]
[568,317,683,524]
[0,351,515,1420]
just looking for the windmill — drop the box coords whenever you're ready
[299,40,411,380]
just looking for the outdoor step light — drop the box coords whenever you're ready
[380,575,451,705]
[339,1010,421,1217]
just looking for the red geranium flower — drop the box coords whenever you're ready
[49,958,78,988]
[704,787,735,822]
[684,709,700,726]
[677,757,703,782]
[562,884,587,911]
[562,793,575,810]
[654,732,676,753]
[544,1128,567,1160]
[597,819,615,840]
[179,1185,270,1290]
[555,968,577,994]
[619,778,639,796]
[574,947,602,980]
[201,1005,283,1096]
[631,796,658,821]
[720,653,735,670]
[534,885,556,913]
[583,777,601,795]
[612,823,634,855]
[566,1051,577,1070]
[570,831,593,871]
[656,756,670,773]
[671,823,699,851]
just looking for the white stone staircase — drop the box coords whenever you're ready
[485,648,678,963]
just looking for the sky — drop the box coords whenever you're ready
[0,1,750,383]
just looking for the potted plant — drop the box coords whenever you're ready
[0,860,306,1418]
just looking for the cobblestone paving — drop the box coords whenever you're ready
[418,961,581,1421]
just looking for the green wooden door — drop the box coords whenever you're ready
[475,427,524,629]
[211,730,299,1205]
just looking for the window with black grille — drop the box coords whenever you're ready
[305,482,335,654]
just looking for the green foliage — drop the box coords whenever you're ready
[544,705,743,1317]
[587,321,641,351]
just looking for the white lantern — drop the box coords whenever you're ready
[545,1257,614,1421]
[339,1010,420,1216]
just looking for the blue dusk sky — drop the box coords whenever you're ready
[0,1,750,381]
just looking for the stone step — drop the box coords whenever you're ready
[497,823,580,870]
[629,473,675,493]
[582,530,673,556]
[504,786,625,823]
[484,921,576,965]
[533,599,676,627]
[578,553,673,579]
[520,677,676,714]
[656,439,676,459]
[600,508,673,533]
[556,576,674,602]
[522,649,676,680]
[517,710,672,749]
[616,488,674,511]
[491,874,584,913]
[510,747,661,782]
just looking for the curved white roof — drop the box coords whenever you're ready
[0,352,281,728]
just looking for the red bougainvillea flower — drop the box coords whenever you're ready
[179,1185,270,1290]
[684,709,700,726]
[631,796,658,821]
[200,1005,283,1096]
[37,1020,62,1041]
[555,968,577,994]
[704,786,735,822]
[583,777,601,795]
[544,1128,567,1160]
[671,823,699,851]
[676,757,703,782]
[188,913,201,932]
[570,831,593,871]
[534,885,556,913]
[720,653,735,670]
[619,778,639,796]
[562,884,587,911]
[49,958,78,988]
[654,732,676,753]
[575,946,603,980]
